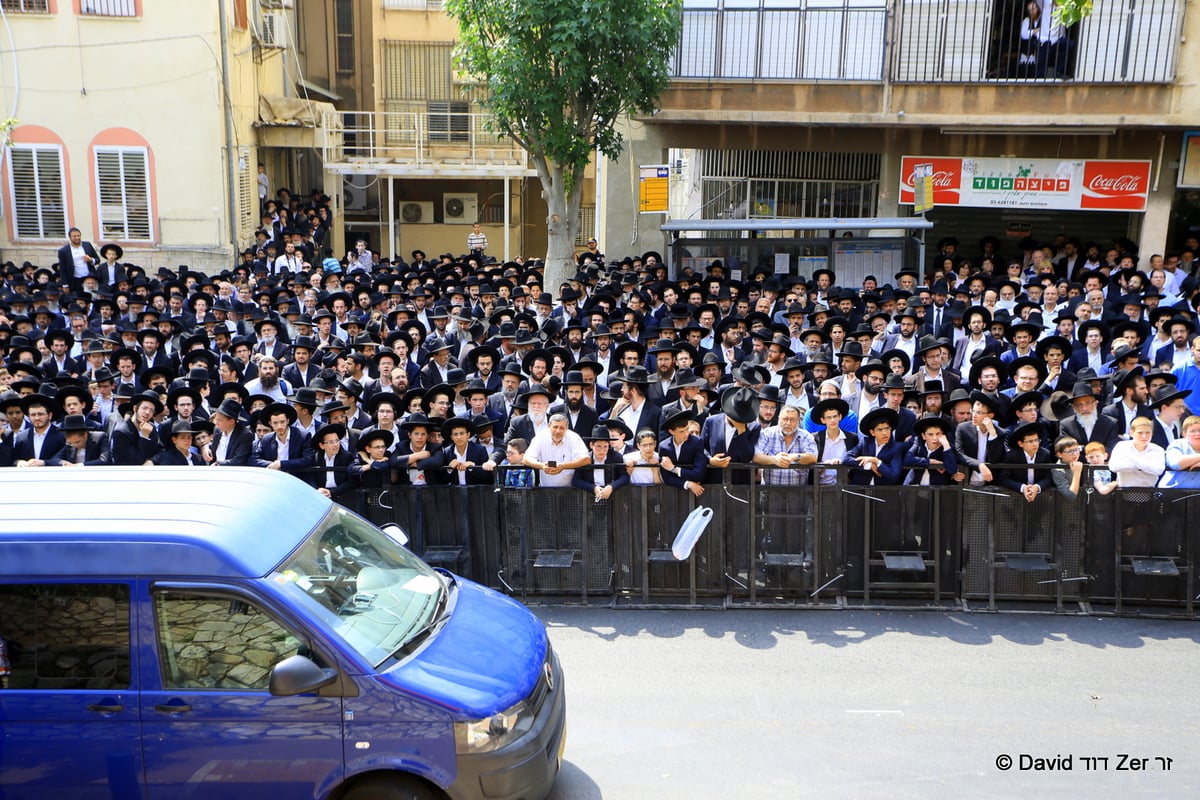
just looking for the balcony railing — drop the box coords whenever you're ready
[322,110,527,170]
[671,0,1184,84]
[674,4,888,81]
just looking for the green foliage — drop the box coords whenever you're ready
[446,0,683,176]
[1052,0,1093,28]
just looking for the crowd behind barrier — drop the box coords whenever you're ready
[324,462,1199,615]
[5,221,1200,621]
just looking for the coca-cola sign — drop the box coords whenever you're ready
[1081,161,1151,210]
[900,156,1151,213]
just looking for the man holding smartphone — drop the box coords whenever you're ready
[524,413,589,487]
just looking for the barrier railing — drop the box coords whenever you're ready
[316,463,1196,616]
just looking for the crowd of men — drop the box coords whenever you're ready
[3,223,1200,501]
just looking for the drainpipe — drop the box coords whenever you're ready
[217,0,239,258]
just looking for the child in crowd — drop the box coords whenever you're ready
[1085,441,1118,495]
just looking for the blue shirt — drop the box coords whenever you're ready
[1172,362,1200,417]
[754,424,817,486]
[1161,440,1200,489]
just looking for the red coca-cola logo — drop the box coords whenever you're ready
[1080,160,1150,211]
[931,171,956,188]
[1086,174,1143,194]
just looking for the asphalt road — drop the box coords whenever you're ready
[537,607,1200,799]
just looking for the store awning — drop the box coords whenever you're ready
[660,217,934,232]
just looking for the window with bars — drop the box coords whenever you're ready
[81,0,137,16]
[382,40,456,108]
[95,147,153,241]
[8,144,68,240]
[0,0,49,12]
[335,0,354,73]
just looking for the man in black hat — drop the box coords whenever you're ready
[110,391,164,465]
[1057,381,1120,455]
[955,391,1006,485]
[607,365,660,439]
[152,420,205,465]
[282,335,321,388]
[657,368,709,432]
[1102,367,1150,438]
[46,414,111,466]
[11,395,65,467]
[549,371,599,436]
[1149,383,1192,449]
[997,421,1055,504]
[255,402,308,473]
[205,398,254,466]
[572,423,629,499]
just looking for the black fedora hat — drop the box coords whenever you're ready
[860,407,899,433]
[913,415,954,437]
[968,355,1007,389]
[441,415,475,439]
[400,412,437,431]
[211,397,242,420]
[811,397,849,423]
[1149,384,1193,409]
[54,384,94,415]
[261,401,297,425]
[357,428,395,452]
[1069,381,1097,401]
[969,390,1002,417]
[311,422,347,448]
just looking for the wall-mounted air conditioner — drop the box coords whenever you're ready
[400,201,435,223]
[443,193,478,224]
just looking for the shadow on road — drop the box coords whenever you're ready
[535,606,1200,651]
[544,759,602,800]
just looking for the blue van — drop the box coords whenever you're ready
[0,468,565,799]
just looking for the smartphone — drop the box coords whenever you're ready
[546,460,557,468]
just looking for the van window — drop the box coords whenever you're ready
[154,592,304,690]
[0,583,130,690]
[272,504,444,667]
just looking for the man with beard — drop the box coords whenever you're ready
[282,335,320,388]
[204,398,256,466]
[488,363,524,433]
[243,355,292,402]
[657,368,709,431]
[853,358,887,420]
[550,370,599,435]
[503,385,553,449]
[952,308,1002,379]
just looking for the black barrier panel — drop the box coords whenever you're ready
[612,485,725,601]
[840,485,959,601]
[499,488,609,597]
[1110,488,1195,611]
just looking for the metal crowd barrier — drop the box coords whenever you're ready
[327,463,1198,617]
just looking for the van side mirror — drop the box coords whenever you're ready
[269,654,338,696]
[381,523,410,547]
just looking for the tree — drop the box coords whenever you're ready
[446,0,683,291]
[1052,0,1093,27]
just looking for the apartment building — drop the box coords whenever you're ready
[0,0,312,273]
[602,0,1199,283]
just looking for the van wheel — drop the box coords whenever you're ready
[341,774,442,800]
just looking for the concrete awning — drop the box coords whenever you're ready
[661,217,934,232]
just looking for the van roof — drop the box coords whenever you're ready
[0,468,332,579]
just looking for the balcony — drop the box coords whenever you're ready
[321,110,533,178]
[672,0,1184,84]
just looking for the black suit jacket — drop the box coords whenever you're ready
[571,451,631,491]
[996,447,1056,493]
[46,432,111,466]
[954,420,1006,478]
[255,431,310,472]
[306,448,358,497]
[209,424,255,466]
[1101,400,1152,437]
[12,426,67,463]
[1058,413,1120,455]
[109,420,163,465]
[57,240,99,287]
[658,434,708,487]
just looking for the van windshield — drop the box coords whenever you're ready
[271,506,444,667]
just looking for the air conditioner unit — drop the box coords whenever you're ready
[400,201,435,224]
[443,193,478,224]
[344,175,371,212]
[259,11,288,49]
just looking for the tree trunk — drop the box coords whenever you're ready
[537,157,582,295]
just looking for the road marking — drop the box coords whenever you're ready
[845,709,903,714]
